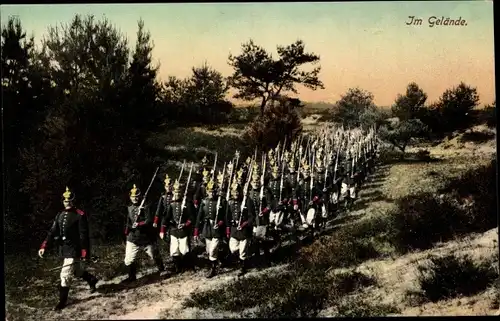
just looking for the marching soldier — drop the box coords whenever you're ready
[160,179,195,274]
[123,184,165,283]
[342,152,357,210]
[249,162,272,267]
[38,187,99,311]
[154,174,173,228]
[268,165,285,230]
[314,159,330,229]
[194,178,226,278]
[226,180,254,277]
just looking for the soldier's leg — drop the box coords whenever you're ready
[238,238,250,277]
[206,237,219,278]
[56,258,74,311]
[144,243,165,272]
[170,235,182,273]
[123,241,139,282]
[179,236,195,271]
[229,237,240,271]
[76,259,98,293]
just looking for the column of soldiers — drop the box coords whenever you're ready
[39,124,379,310]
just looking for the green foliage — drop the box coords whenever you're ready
[391,82,428,121]
[359,106,388,129]
[228,39,324,115]
[386,158,496,253]
[332,87,377,127]
[162,62,234,124]
[378,119,429,155]
[243,96,303,152]
[415,254,498,302]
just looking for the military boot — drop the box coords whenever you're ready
[237,259,248,277]
[206,260,217,278]
[122,263,137,283]
[81,271,99,293]
[155,257,165,273]
[172,256,182,274]
[54,286,70,311]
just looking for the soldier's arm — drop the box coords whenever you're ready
[183,203,193,228]
[124,207,131,237]
[40,214,60,251]
[160,205,172,234]
[263,188,272,212]
[77,209,90,258]
[194,202,204,237]
[154,196,163,226]
[246,199,255,227]
[142,203,152,226]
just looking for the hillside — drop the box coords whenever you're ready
[5,115,498,320]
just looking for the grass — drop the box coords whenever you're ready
[412,254,498,303]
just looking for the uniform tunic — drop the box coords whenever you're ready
[155,192,173,226]
[226,198,254,241]
[248,188,271,227]
[161,201,194,239]
[125,204,156,246]
[195,197,225,239]
[40,207,90,259]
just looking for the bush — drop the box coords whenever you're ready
[335,299,400,317]
[440,159,497,232]
[385,193,466,253]
[415,254,498,302]
[243,96,302,151]
[378,119,429,156]
[458,130,495,144]
[415,149,431,161]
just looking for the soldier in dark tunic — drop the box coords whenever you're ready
[192,167,209,210]
[248,163,272,267]
[194,179,226,278]
[314,159,330,229]
[154,174,173,229]
[226,180,255,277]
[38,187,99,311]
[123,184,165,283]
[160,179,195,274]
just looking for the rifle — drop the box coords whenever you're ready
[211,152,218,181]
[213,162,226,229]
[239,159,254,229]
[259,153,266,216]
[133,167,159,228]
[178,162,194,229]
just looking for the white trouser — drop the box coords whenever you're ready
[170,235,190,257]
[331,192,339,204]
[253,225,267,240]
[341,183,356,199]
[321,204,327,218]
[205,238,220,261]
[269,211,285,227]
[124,241,157,266]
[60,258,85,287]
[229,237,249,260]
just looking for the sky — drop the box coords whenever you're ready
[1,1,495,106]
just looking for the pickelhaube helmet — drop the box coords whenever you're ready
[217,170,224,187]
[173,179,181,194]
[230,180,239,198]
[164,174,171,186]
[236,168,244,183]
[62,186,75,201]
[201,155,209,167]
[206,179,215,194]
[288,158,296,173]
[283,151,290,162]
[130,184,141,197]
[271,165,279,178]
[245,157,251,165]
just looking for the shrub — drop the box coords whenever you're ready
[243,96,302,151]
[415,254,498,302]
[378,119,429,156]
[415,149,431,161]
[385,193,466,253]
[458,130,495,144]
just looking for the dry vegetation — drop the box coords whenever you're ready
[5,114,498,320]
